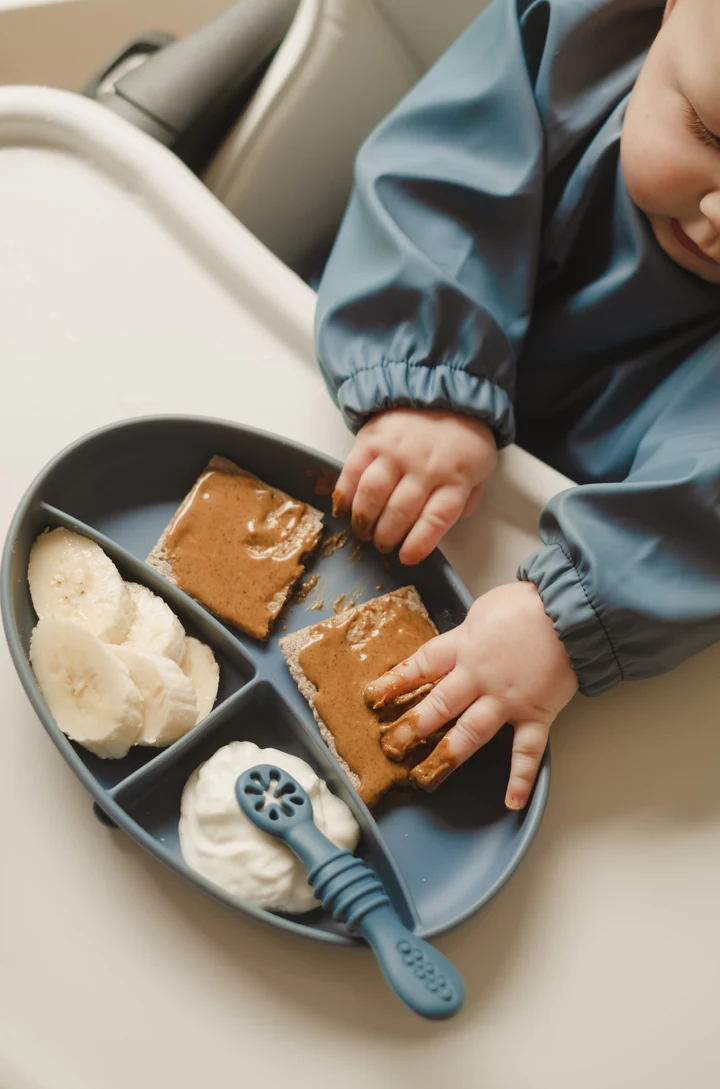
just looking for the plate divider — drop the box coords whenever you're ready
[39,502,261,673]
[111,676,422,933]
[108,678,265,800]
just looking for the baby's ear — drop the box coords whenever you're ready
[663,0,679,23]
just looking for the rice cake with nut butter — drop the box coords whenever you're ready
[147,457,323,641]
[280,587,446,807]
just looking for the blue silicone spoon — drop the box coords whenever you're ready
[235,764,465,1020]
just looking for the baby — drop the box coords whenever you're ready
[314,0,720,808]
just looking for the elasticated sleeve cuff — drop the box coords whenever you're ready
[518,543,623,697]
[334,361,516,448]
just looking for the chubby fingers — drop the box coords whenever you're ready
[379,665,476,759]
[409,695,508,791]
[383,688,503,765]
[399,486,469,566]
[332,440,375,517]
[364,630,458,711]
[408,710,549,807]
[372,476,430,554]
[504,721,549,810]
[348,458,402,540]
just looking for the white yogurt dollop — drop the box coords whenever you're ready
[179,741,361,914]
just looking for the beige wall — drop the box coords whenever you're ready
[0,0,231,91]
[0,0,491,99]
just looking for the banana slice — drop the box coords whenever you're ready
[30,617,143,759]
[28,528,133,644]
[181,637,220,724]
[113,646,197,746]
[123,583,186,663]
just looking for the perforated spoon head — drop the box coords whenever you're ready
[235,764,313,836]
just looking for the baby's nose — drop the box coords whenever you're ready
[699,191,720,233]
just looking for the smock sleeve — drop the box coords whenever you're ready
[519,340,720,695]
[314,0,549,447]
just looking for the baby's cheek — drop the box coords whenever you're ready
[623,134,683,217]
[623,95,703,219]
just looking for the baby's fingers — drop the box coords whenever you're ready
[351,458,401,540]
[399,486,467,565]
[333,442,376,516]
[505,721,549,811]
[364,630,458,710]
[410,695,507,791]
[379,665,474,759]
[372,477,430,554]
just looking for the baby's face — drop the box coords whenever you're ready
[622,0,720,283]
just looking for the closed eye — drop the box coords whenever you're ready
[686,103,720,152]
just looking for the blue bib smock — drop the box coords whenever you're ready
[314,0,720,697]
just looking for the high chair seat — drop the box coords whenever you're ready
[202,0,491,278]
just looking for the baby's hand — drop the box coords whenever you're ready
[367,582,578,809]
[333,408,497,565]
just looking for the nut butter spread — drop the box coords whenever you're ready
[297,590,437,807]
[409,736,457,791]
[165,468,322,640]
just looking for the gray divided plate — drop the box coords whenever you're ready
[1,416,549,946]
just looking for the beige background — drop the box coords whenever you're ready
[0,88,718,1088]
[0,0,231,90]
